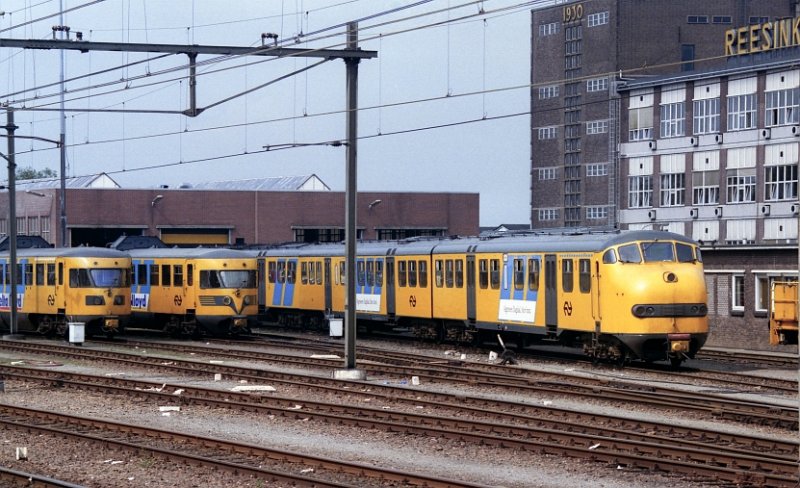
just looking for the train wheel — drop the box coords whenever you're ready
[614,350,628,367]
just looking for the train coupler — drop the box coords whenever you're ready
[667,333,691,354]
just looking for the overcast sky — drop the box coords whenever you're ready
[0,0,539,226]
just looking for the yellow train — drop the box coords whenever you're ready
[258,230,709,366]
[127,248,259,336]
[0,247,131,337]
[769,281,798,345]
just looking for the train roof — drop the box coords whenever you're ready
[256,230,698,258]
[126,248,254,259]
[1,247,130,259]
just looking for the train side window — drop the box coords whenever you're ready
[562,259,574,292]
[676,243,695,262]
[357,260,366,286]
[398,260,407,287]
[513,259,524,291]
[386,260,394,286]
[602,249,617,264]
[47,264,56,286]
[455,260,463,288]
[150,264,159,287]
[18,264,25,286]
[268,262,276,284]
[579,259,591,293]
[187,264,194,286]
[315,261,323,285]
[435,260,444,287]
[339,262,346,285]
[408,260,417,287]
[528,258,539,291]
[277,262,286,284]
[137,264,147,285]
[617,244,642,263]
[375,261,383,286]
[366,260,375,287]
[0,263,5,286]
[58,262,63,286]
[419,260,428,288]
[445,259,454,287]
[36,264,44,286]
[490,259,500,289]
[174,265,183,287]
[479,259,488,289]
[162,264,171,286]
[286,261,296,284]
[301,262,309,284]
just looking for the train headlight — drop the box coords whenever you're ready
[114,295,125,306]
[243,295,252,306]
[223,296,232,305]
[663,272,678,283]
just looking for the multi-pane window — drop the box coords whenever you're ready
[687,15,708,24]
[765,88,800,126]
[629,107,653,140]
[538,208,559,221]
[749,16,768,24]
[586,206,609,220]
[586,120,608,134]
[660,173,685,207]
[712,16,732,24]
[765,165,798,201]
[692,169,719,205]
[538,85,559,99]
[628,175,652,208]
[727,93,756,130]
[586,77,608,92]
[538,167,557,180]
[587,11,609,27]
[586,163,608,177]
[727,168,756,203]
[538,126,557,140]
[539,22,558,36]
[693,98,720,134]
[660,102,685,137]
[732,275,744,311]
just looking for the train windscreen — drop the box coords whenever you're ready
[200,270,257,289]
[70,268,129,288]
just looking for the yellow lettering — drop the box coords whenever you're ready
[761,22,773,51]
[779,18,791,48]
[725,29,736,55]
[737,26,749,54]
[749,24,760,52]
[794,17,800,45]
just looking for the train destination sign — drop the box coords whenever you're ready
[725,16,800,56]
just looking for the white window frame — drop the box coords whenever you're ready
[538,208,559,221]
[585,206,609,220]
[732,274,745,312]
[727,168,756,203]
[538,22,558,36]
[628,175,653,208]
[693,98,720,134]
[660,102,685,138]
[727,93,756,131]
[538,167,557,180]
[765,88,800,127]
[538,85,559,99]
[660,173,685,207]
[585,120,608,135]
[586,77,608,93]
[538,126,558,140]
[586,163,608,177]
[692,169,719,205]
[587,11,609,27]
[764,164,799,201]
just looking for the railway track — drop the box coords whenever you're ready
[0,350,797,486]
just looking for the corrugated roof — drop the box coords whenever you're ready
[187,175,329,191]
[5,173,119,190]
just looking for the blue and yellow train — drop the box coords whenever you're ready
[128,248,259,336]
[0,247,131,337]
[258,230,709,366]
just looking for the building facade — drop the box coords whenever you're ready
[0,175,480,247]
[617,54,800,351]
[530,0,797,229]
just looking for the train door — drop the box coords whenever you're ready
[324,258,332,312]
[545,254,558,333]
[256,258,267,315]
[385,257,395,316]
[466,254,476,322]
